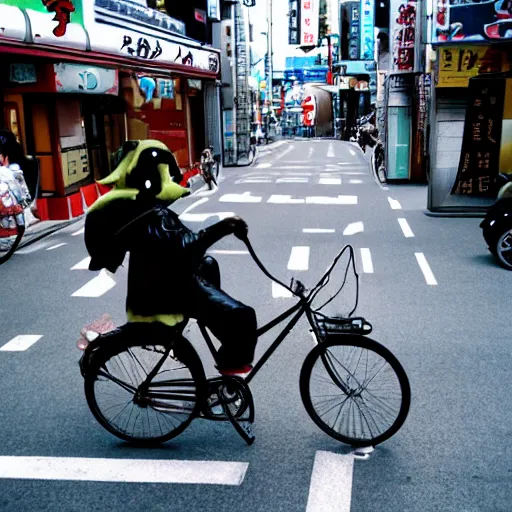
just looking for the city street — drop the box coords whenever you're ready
[1,139,511,511]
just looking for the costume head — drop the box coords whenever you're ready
[90,139,189,212]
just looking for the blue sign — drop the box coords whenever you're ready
[359,0,375,60]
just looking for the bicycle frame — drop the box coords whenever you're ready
[198,240,359,385]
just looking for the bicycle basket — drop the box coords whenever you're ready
[314,312,372,338]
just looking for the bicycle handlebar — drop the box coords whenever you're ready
[241,236,360,316]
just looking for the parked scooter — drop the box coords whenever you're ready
[480,173,512,270]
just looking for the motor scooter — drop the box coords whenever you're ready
[480,173,512,270]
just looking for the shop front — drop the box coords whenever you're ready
[0,0,221,220]
[428,41,512,214]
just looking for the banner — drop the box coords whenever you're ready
[390,0,417,72]
[433,0,512,43]
[360,0,375,60]
[54,63,119,95]
[499,78,512,175]
[300,0,320,47]
[451,75,506,196]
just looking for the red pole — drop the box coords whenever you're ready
[327,35,333,85]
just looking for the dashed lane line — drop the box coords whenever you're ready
[71,270,116,298]
[415,253,438,285]
[71,257,91,270]
[71,227,85,236]
[303,228,335,233]
[0,335,43,352]
[219,192,262,203]
[0,456,249,485]
[319,178,342,185]
[272,282,293,298]
[327,143,335,158]
[209,250,249,255]
[343,221,364,235]
[360,248,374,273]
[46,243,67,251]
[306,451,353,512]
[388,197,402,210]
[287,246,310,271]
[398,218,414,238]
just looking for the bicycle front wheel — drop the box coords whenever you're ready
[85,337,206,445]
[300,335,410,447]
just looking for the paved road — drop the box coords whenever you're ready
[0,140,510,512]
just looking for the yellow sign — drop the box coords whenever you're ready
[499,78,512,175]
[437,46,488,88]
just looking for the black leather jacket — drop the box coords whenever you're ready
[85,199,233,316]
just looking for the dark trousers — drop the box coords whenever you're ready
[187,256,257,368]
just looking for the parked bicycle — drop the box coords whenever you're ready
[78,239,411,447]
[199,146,219,190]
[371,139,387,184]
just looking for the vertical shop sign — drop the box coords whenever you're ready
[359,0,374,60]
[289,0,300,45]
[348,1,360,60]
[300,0,319,47]
[451,76,506,197]
[390,0,417,72]
[499,78,512,175]
[433,0,512,43]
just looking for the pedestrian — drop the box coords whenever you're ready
[0,130,37,243]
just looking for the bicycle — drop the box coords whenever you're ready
[371,139,387,184]
[78,238,411,447]
[199,146,219,190]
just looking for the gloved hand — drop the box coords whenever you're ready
[225,216,248,240]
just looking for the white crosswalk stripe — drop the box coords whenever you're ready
[0,335,43,352]
[72,270,116,298]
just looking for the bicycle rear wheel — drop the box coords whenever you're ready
[85,336,206,445]
[300,335,410,447]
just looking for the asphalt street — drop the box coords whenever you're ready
[0,140,511,512]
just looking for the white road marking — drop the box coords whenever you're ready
[349,149,356,156]
[339,170,364,174]
[275,145,294,160]
[179,197,209,217]
[0,335,43,352]
[415,253,438,285]
[306,195,357,205]
[327,143,335,158]
[0,456,249,485]
[266,167,313,172]
[360,248,374,273]
[343,221,364,235]
[71,257,91,270]
[303,228,335,234]
[209,250,249,255]
[71,227,85,236]
[179,212,235,222]
[398,218,414,238]
[287,246,310,271]
[268,195,305,204]
[349,179,363,184]
[235,178,273,184]
[72,270,116,297]
[388,197,402,210]
[308,147,314,158]
[219,192,262,203]
[272,282,293,298]
[306,451,354,512]
[46,243,67,251]
[319,178,342,185]
[276,177,309,183]
[256,162,272,168]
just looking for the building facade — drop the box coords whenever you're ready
[0,0,222,220]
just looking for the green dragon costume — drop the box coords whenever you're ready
[84,140,257,370]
